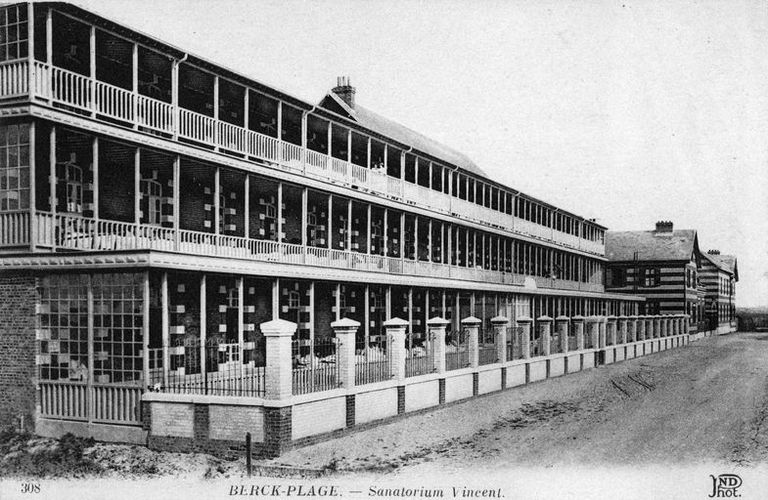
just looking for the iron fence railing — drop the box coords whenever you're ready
[355,339,390,385]
[147,338,266,397]
[446,328,471,371]
[405,344,434,377]
[292,337,339,395]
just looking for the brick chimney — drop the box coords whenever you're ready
[332,76,355,109]
[655,220,673,233]
[708,249,720,255]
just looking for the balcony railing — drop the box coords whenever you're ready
[3,60,605,256]
[0,211,604,292]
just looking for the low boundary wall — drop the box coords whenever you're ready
[142,333,691,458]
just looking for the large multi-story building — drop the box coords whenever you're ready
[0,3,703,455]
[699,249,738,334]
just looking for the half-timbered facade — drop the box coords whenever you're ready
[605,221,705,330]
[699,250,738,334]
[0,3,706,455]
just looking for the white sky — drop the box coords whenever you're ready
[72,0,768,307]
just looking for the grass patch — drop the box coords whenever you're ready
[0,429,102,478]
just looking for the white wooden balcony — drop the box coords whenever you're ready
[1,60,605,256]
[0,211,604,292]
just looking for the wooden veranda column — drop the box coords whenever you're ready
[143,271,150,388]
[161,272,169,387]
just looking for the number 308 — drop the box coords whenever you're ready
[21,483,40,494]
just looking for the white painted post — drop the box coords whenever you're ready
[618,315,628,344]
[587,316,600,349]
[628,315,638,342]
[572,315,585,351]
[556,316,569,353]
[607,316,617,346]
[427,317,449,373]
[491,316,509,364]
[261,319,297,400]
[331,317,360,389]
[462,316,481,368]
[538,316,553,356]
[598,316,607,348]
[383,317,408,381]
[517,316,532,359]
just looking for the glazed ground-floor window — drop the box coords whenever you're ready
[37,272,145,384]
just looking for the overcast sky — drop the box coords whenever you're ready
[73,0,768,306]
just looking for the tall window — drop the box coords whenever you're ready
[141,178,163,225]
[642,267,660,287]
[56,155,83,214]
[0,123,30,211]
[0,4,28,62]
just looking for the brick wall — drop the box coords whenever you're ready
[0,274,38,431]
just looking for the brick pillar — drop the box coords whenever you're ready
[462,316,481,368]
[427,317,449,373]
[491,316,509,364]
[606,316,617,345]
[0,275,38,432]
[517,316,532,359]
[555,316,569,354]
[383,317,408,381]
[598,316,607,348]
[587,316,600,349]
[628,316,638,342]
[572,315,585,351]
[538,316,553,356]
[331,317,360,389]
[618,316,628,344]
[261,318,297,400]
[637,315,646,340]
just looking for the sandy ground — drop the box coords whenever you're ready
[265,332,768,477]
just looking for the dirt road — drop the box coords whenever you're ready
[269,332,768,475]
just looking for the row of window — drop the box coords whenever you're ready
[609,267,700,289]
[11,5,606,243]
[22,124,605,282]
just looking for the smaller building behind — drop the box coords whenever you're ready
[605,221,718,334]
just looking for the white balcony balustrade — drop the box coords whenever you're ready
[0,211,603,292]
[2,60,604,256]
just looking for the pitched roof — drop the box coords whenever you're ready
[702,252,739,279]
[605,229,699,262]
[319,93,487,178]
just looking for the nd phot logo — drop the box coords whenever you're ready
[708,474,742,498]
